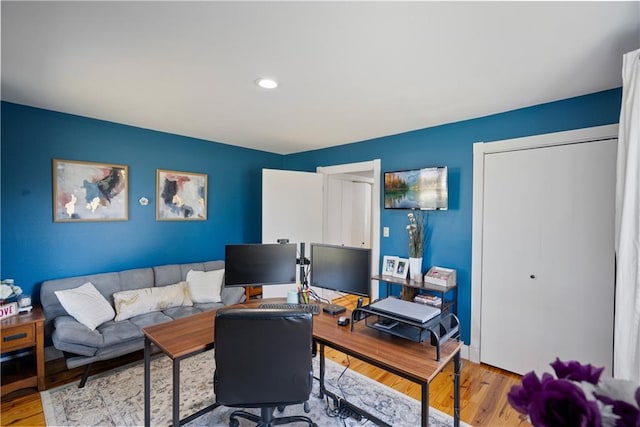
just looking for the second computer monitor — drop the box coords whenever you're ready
[310,243,371,298]
[225,243,297,287]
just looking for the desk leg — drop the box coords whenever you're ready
[421,383,429,427]
[144,337,151,427]
[453,350,461,427]
[173,358,180,427]
[318,343,325,399]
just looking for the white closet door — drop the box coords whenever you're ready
[480,139,616,375]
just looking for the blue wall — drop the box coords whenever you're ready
[1,102,283,301]
[1,89,622,345]
[284,88,622,343]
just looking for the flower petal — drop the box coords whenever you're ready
[551,358,604,385]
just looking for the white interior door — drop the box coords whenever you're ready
[261,169,323,298]
[479,139,616,375]
[262,160,381,301]
[318,160,381,301]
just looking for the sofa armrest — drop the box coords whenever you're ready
[221,286,245,305]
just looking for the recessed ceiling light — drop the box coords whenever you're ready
[256,78,278,89]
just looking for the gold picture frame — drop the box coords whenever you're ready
[53,159,128,222]
[156,169,207,221]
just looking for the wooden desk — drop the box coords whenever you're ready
[313,305,461,427]
[143,309,218,427]
[143,299,461,427]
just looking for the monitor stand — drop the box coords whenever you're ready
[322,304,346,315]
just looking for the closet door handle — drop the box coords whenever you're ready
[530,274,536,279]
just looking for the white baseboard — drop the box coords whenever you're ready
[461,344,471,361]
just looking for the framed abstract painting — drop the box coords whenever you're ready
[53,159,128,222]
[156,169,207,220]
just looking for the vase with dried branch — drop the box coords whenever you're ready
[406,210,426,282]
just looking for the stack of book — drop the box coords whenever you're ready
[414,294,442,307]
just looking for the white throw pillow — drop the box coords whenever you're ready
[186,269,224,303]
[113,281,193,321]
[54,282,115,330]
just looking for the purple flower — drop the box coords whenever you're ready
[508,372,601,427]
[551,358,605,385]
[509,359,640,427]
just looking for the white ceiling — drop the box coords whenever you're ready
[2,2,639,155]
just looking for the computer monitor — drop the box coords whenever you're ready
[310,243,371,298]
[224,243,297,286]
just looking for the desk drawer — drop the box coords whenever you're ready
[1,324,35,352]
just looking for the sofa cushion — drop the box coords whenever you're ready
[202,260,225,272]
[193,301,226,312]
[52,333,98,357]
[52,316,100,356]
[153,264,183,287]
[53,315,141,349]
[221,286,246,306]
[80,272,122,304]
[186,269,224,303]
[113,282,193,321]
[128,311,174,329]
[54,282,116,330]
[163,306,204,319]
[179,263,206,280]
[119,268,155,292]
[97,320,146,345]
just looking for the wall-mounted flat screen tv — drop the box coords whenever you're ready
[384,166,448,210]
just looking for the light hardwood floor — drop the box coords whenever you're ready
[1,296,530,426]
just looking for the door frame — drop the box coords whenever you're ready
[317,159,381,301]
[470,124,618,363]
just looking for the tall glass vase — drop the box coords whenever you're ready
[409,257,423,282]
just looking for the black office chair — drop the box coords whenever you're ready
[214,308,316,427]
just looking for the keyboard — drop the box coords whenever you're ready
[258,303,321,315]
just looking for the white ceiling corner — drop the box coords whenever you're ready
[2,1,638,154]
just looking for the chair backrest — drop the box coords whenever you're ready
[214,308,313,408]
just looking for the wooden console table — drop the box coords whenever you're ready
[0,307,45,396]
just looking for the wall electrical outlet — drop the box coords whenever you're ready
[383,227,390,237]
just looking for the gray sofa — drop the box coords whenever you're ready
[40,260,245,387]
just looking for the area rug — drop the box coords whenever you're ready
[41,350,465,426]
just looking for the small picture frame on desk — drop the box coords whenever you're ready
[393,258,409,279]
[382,255,399,276]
